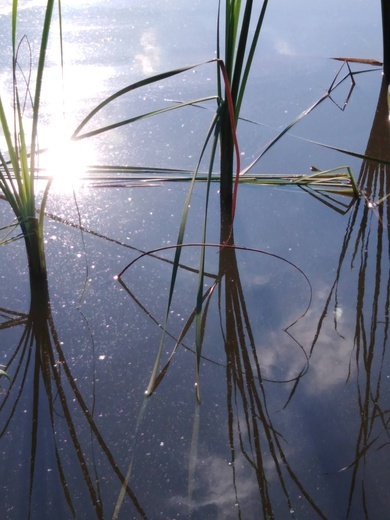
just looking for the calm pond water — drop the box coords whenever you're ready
[0,1,389,519]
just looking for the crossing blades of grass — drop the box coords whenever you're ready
[0,0,59,281]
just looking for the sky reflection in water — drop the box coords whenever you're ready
[0,0,389,519]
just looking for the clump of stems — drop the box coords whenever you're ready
[218,0,269,219]
[0,0,57,282]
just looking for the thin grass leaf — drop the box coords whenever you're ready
[117,275,220,395]
[238,61,375,177]
[194,121,220,402]
[72,95,218,141]
[0,219,24,246]
[224,0,241,80]
[0,369,10,381]
[57,0,64,87]
[30,0,55,177]
[144,112,221,397]
[15,95,32,212]
[217,59,241,218]
[241,91,330,175]
[231,0,253,105]
[236,0,269,117]
[15,36,33,116]
[112,397,149,519]
[216,1,223,98]
[0,152,20,215]
[296,136,390,167]
[188,402,200,511]
[0,97,20,182]
[120,242,312,401]
[72,61,216,139]
[372,192,390,206]
[11,1,18,53]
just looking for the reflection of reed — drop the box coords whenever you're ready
[310,76,390,518]
[118,226,325,517]
[218,222,327,519]
[0,277,146,519]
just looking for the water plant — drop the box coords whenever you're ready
[73,0,269,216]
[307,76,390,518]
[0,3,388,519]
[0,282,147,519]
[73,1,378,403]
[382,0,390,78]
[0,0,57,284]
[70,0,272,399]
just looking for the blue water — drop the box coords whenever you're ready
[0,1,389,519]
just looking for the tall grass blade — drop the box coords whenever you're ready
[72,61,216,139]
[0,98,20,185]
[231,0,253,107]
[241,92,329,175]
[235,0,269,116]
[72,96,218,141]
[144,112,220,397]
[194,123,220,402]
[188,402,200,513]
[30,0,55,175]
[0,0,61,280]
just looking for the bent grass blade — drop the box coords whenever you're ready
[143,113,221,398]
[71,60,221,140]
[119,242,313,398]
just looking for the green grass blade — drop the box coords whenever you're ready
[374,192,390,206]
[57,0,64,81]
[0,368,10,382]
[0,153,20,213]
[216,0,223,98]
[236,0,269,117]
[38,178,53,232]
[0,96,20,179]
[15,95,32,212]
[72,95,218,141]
[297,136,390,168]
[144,112,220,397]
[231,0,253,103]
[30,0,55,176]
[72,61,215,139]
[225,0,241,80]
[112,397,148,519]
[241,91,330,175]
[11,0,18,56]
[194,121,220,402]
[188,402,200,509]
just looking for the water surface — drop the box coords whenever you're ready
[0,1,389,519]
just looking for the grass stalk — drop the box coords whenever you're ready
[381,0,390,79]
[218,0,269,219]
[0,0,57,282]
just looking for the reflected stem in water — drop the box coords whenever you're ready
[218,213,327,519]
[0,275,147,519]
[308,75,390,519]
[117,209,326,517]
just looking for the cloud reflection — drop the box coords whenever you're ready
[135,29,161,75]
[170,452,258,519]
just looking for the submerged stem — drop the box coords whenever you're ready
[21,217,48,285]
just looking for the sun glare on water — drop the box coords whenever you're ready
[39,127,96,194]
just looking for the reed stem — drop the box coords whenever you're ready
[20,217,48,286]
[381,0,390,79]
[219,101,234,218]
